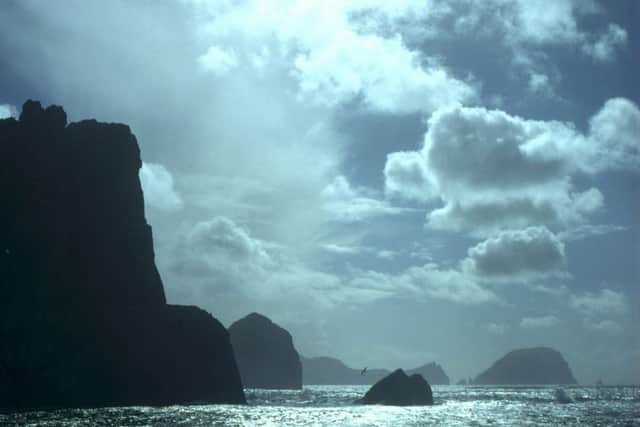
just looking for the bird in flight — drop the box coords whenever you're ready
[361,367,368,375]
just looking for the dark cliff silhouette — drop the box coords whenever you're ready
[229,313,302,389]
[0,101,246,411]
[301,356,450,385]
[473,347,577,385]
[359,369,433,406]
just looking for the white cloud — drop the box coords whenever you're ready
[384,98,640,236]
[527,72,555,97]
[197,45,239,74]
[570,288,629,317]
[586,98,640,172]
[139,163,183,212]
[322,175,411,222]
[464,227,567,279]
[351,264,498,306]
[192,0,475,114]
[0,103,17,119]
[293,33,474,113]
[582,24,628,62]
[558,224,628,242]
[507,0,590,45]
[321,243,363,255]
[167,215,498,326]
[184,217,273,266]
[463,1,621,56]
[384,151,436,203]
[376,250,397,260]
[520,315,559,329]
[407,264,498,304]
[170,217,340,310]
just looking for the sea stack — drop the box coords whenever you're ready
[474,347,577,385]
[360,369,434,406]
[0,101,246,411]
[229,313,302,389]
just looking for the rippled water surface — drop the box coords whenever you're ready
[2,385,639,426]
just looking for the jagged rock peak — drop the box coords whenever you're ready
[19,99,67,130]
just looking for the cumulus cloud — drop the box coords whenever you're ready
[570,288,629,317]
[170,217,335,309]
[464,227,567,279]
[384,151,436,203]
[520,315,559,329]
[139,163,183,212]
[167,216,499,325]
[587,98,640,172]
[384,99,640,235]
[192,0,474,114]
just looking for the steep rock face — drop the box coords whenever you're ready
[229,313,302,389]
[473,347,577,385]
[360,369,433,406]
[0,101,245,411]
[301,356,388,385]
[407,362,450,385]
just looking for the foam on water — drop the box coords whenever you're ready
[2,385,639,426]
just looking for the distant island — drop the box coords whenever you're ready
[302,356,450,385]
[0,101,245,411]
[229,313,302,389]
[473,347,577,385]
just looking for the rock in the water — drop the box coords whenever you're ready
[229,313,302,389]
[473,347,577,385]
[360,369,434,406]
[407,362,450,385]
[0,101,246,412]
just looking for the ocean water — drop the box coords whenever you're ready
[2,385,639,426]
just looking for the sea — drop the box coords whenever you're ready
[1,385,639,426]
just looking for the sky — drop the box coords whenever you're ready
[1,0,638,385]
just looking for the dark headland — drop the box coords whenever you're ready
[0,101,245,412]
[473,347,577,385]
[229,312,302,389]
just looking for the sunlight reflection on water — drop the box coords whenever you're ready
[2,385,639,426]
